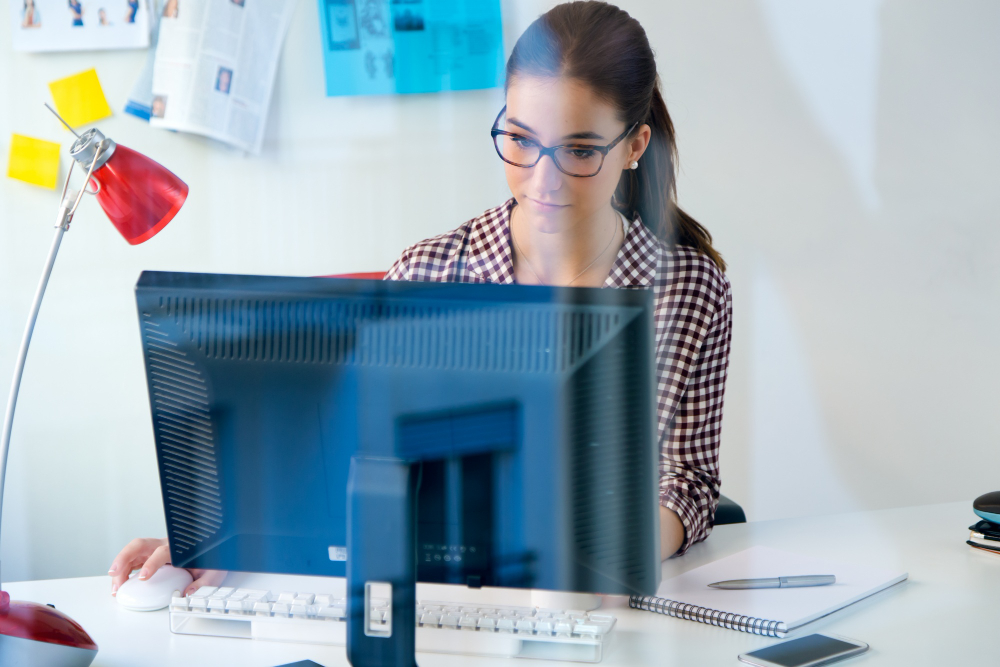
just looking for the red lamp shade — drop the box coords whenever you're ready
[70,129,188,245]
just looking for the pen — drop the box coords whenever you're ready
[707,575,836,589]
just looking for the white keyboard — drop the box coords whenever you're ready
[169,586,616,663]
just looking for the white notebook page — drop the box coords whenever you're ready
[656,546,907,630]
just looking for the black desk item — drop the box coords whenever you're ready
[973,491,1000,524]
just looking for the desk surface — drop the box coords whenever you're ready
[8,501,995,666]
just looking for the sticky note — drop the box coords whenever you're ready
[48,68,113,129]
[7,134,61,189]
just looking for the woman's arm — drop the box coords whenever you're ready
[660,505,685,559]
[656,252,734,557]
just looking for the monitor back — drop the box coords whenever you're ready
[135,271,659,596]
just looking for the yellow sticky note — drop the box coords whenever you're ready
[7,134,61,190]
[48,68,113,129]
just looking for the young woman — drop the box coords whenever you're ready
[109,1,731,597]
[386,1,732,560]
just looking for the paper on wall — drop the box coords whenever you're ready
[48,68,114,128]
[149,0,298,154]
[124,0,163,120]
[317,0,504,97]
[8,0,150,52]
[7,134,61,189]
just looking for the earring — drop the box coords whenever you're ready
[630,161,639,170]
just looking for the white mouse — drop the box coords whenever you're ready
[115,565,193,611]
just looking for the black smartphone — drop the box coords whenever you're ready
[738,633,869,667]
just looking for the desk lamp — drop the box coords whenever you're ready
[0,106,187,666]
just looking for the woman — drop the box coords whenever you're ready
[22,0,41,28]
[68,0,83,26]
[109,1,732,597]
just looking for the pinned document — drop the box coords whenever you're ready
[7,134,61,189]
[318,0,504,97]
[8,0,150,53]
[48,69,113,129]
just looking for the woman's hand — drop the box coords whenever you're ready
[108,537,227,596]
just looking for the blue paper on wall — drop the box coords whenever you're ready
[317,0,503,96]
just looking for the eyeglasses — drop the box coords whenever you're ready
[490,106,637,178]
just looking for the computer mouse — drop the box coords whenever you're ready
[973,491,1000,524]
[115,565,193,612]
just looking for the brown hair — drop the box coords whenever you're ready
[505,1,725,272]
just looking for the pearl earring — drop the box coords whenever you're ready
[630,161,639,170]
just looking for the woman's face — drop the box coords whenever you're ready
[502,75,645,234]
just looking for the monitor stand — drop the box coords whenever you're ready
[530,590,601,612]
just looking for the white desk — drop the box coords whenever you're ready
[8,501,995,666]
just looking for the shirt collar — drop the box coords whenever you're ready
[468,198,658,288]
[467,199,518,284]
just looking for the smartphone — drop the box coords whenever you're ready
[738,633,869,667]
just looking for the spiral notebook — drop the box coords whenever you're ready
[630,546,907,637]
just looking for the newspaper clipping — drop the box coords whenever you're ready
[150,0,297,153]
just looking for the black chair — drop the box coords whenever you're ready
[714,494,746,525]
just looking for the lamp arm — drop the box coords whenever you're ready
[0,142,105,587]
[0,197,75,589]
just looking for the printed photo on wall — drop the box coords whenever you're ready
[8,0,150,51]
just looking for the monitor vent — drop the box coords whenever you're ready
[570,323,652,589]
[157,297,626,373]
[142,315,223,558]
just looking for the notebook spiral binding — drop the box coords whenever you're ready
[629,595,787,637]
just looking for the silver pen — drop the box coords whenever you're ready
[707,575,836,589]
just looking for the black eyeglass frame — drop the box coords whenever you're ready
[490,105,638,178]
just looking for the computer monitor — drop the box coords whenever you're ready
[135,271,660,597]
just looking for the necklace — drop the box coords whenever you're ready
[512,207,620,286]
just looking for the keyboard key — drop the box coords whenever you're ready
[207,598,227,613]
[170,595,189,611]
[253,601,272,616]
[515,619,535,633]
[478,617,497,631]
[420,613,441,626]
[440,614,461,627]
[573,623,608,636]
[189,598,208,611]
[225,600,246,614]
[314,594,333,607]
[237,589,270,602]
[190,587,217,599]
[271,603,290,616]
[496,618,515,631]
[294,593,315,605]
[459,616,479,630]
[277,592,296,604]
[554,621,573,634]
[290,604,308,617]
[535,620,553,634]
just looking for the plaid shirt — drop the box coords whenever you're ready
[386,199,733,555]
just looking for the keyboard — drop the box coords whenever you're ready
[169,585,617,663]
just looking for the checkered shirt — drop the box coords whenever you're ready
[385,199,733,555]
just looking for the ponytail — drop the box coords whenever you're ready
[507,1,726,273]
[614,85,726,273]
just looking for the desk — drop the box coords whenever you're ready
[7,502,995,666]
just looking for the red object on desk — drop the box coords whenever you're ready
[320,272,387,280]
[0,593,97,665]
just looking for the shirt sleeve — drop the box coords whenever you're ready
[384,249,410,281]
[658,272,733,556]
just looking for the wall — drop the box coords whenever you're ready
[0,0,997,581]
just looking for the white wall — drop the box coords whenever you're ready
[1,0,998,582]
